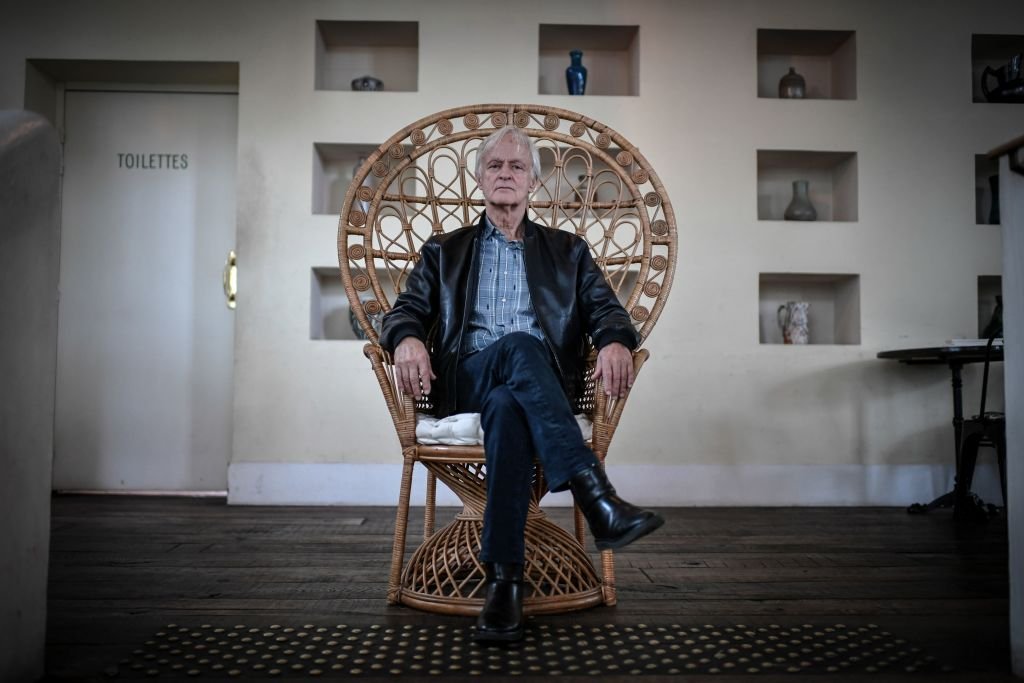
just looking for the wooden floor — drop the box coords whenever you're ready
[45,496,1012,681]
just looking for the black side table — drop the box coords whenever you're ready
[877,345,1004,517]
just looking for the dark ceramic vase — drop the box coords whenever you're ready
[349,306,368,340]
[982,53,1024,102]
[566,50,587,95]
[351,75,383,91]
[778,67,806,99]
[784,180,817,221]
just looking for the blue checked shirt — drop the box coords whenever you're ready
[461,217,546,356]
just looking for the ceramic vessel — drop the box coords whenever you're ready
[349,306,368,340]
[351,75,383,91]
[982,53,1024,102]
[778,67,806,99]
[777,301,810,344]
[784,180,817,221]
[566,50,587,95]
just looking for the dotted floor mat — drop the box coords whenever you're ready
[108,621,951,678]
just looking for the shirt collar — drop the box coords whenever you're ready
[483,214,524,248]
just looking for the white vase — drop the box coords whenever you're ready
[777,301,810,344]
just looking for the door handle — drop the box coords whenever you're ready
[222,250,237,310]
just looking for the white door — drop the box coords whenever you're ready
[55,90,237,490]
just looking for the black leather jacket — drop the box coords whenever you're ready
[380,215,639,417]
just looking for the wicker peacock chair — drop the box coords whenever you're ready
[337,104,676,615]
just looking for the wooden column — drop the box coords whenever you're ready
[990,133,1024,678]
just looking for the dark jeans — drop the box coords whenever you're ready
[455,332,598,564]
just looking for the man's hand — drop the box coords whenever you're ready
[394,337,436,400]
[593,342,635,398]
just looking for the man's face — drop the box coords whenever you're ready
[479,136,537,209]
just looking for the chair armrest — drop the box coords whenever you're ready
[586,348,650,459]
[363,343,418,448]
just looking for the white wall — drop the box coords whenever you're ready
[0,0,1019,506]
[0,110,61,683]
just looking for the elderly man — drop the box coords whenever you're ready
[380,126,663,642]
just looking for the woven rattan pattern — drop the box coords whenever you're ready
[338,104,676,348]
[336,104,678,615]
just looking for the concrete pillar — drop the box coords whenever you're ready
[0,110,61,682]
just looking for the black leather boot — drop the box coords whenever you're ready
[473,562,525,642]
[569,466,664,550]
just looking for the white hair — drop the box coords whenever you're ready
[474,126,541,183]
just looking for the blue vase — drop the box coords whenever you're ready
[565,50,587,95]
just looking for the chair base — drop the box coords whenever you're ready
[395,513,605,616]
[397,588,606,617]
[954,416,1007,518]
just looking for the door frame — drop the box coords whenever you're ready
[52,75,240,494]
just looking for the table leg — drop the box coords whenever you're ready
[949,362,995,520]
[949,361,971,515]
[907,360,992,519]
[907,361,964,514]
[951,361,964,473]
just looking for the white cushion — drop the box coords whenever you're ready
[416,412,593,445]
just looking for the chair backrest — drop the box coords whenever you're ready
[337,104,677,350]
[979,295,1003,416]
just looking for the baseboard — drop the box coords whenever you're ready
[227,461,1005,507]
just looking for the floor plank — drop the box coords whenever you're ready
[45,496,1012,681]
